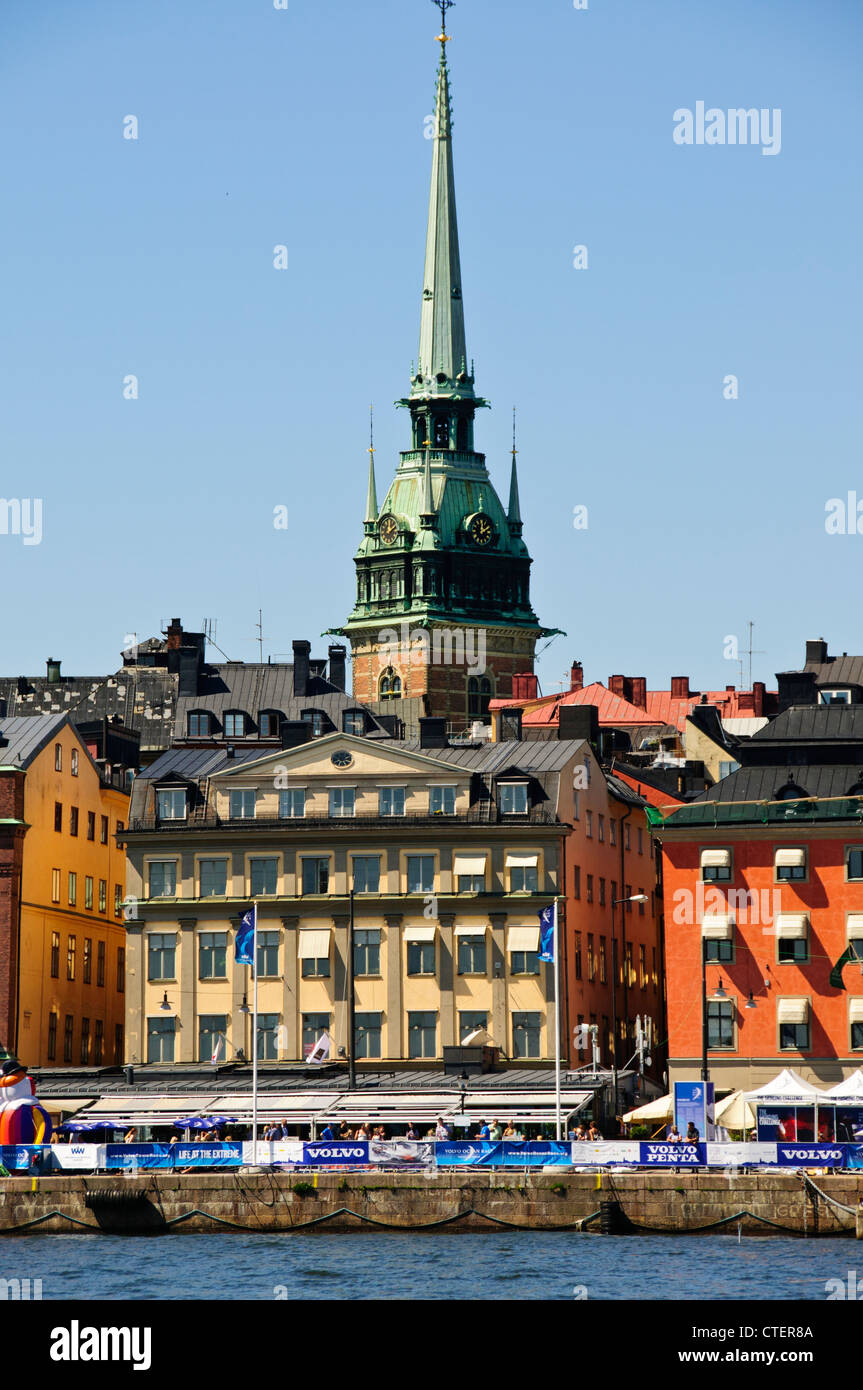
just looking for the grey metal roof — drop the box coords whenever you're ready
[751,704,863,743]
[174,665,391,740]
[0,668,176,753]
[805,656,863,687]
[689,762,863,805]
[399,738,586,773]
[0,713,68,769]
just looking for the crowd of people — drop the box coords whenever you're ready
[99,1116,606,1144]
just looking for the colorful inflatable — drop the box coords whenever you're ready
[0,1058,52,1145]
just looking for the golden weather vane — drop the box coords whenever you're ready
[433,0,454,40]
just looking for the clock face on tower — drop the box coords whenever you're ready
[469,514,494,547]
[379,515,399,546]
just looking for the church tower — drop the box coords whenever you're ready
[342,7,558,731]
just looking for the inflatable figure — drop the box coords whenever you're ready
[0,1058,52,1145]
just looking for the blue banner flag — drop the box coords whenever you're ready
[235,905,256,965]
[538,903,555,963]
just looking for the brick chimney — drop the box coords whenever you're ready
[328,644,346,692]
[630,677,647,710]
[752,681,765,717]
[166,618,184,651]
[805,638,828,666]
[670,676,690,700]
[292,640,311,697]
[512,673,538,701]
[608,675,625,698]
[570,661,584,692]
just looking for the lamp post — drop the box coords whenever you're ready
[610,893,648,1123]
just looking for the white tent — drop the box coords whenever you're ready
[823,1068,863,1100]
[713,1089,755,1130]
[622,1094,672,1124]
[744,1068,823,1102]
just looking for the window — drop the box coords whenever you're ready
[638,892,646,916]
[499,783,528,815]
[301,710,326,736]
[224,712,245,738]
[199,859,228,897]
[409,1011,437,1059]
[780,1022,810,1050]
[652,947,658,988]
[778,937,808,964]
[145,862,176,902]
[585,811,593,838]
[198,1015,227,1063]
[705,938,734,963]
[54,802,62,832]
[406,855,434,893]
[50,931,60,978]
[83,938,92,984]
[47,1012,58,1060]
[639,944,647,989]
[147,1016,175,1063]
[54,743,62,771]
[707,1000,735,1048]
[69,807,78,837]
[458,872,485,892]
[157,788,187,820]
[852,1021,863,1051]
[510,864,539,893]
[257,1014,279,1061]
[459,1011,487,1043]
[84,810,94,841]
[199,932,228,980]
[64,1015,74,1063]
[301,952,330,979]
[354,929,381,976]
[259,711,280,737]
[98,879,107,913]
[457,933,486,975]
[429,786,456,816]
[302,1014,330,1059]
[637,827,643,855]
[114,884,123,918]
[598,937,607,984]
[67,935,77,980]
[100,815,109,844]
[354,1013,382,1059]
[250,857,279,896]
[573,866,581,900]
[625,942,634,986]
[279,788,305,818]
[343,711,365,736]
[229,789,256,819]
[719,760,741,778]
[115,819,124,835]
[510,948,540,975]
[51,869,60,904]
[352,856,381,894]
[598,815,605,843]
[148,933,176,981]
[574,933,582,980]
[117,947,125,993]
[302,857,330,895]
[572,791,580,820]
[599,877,606,907]
[96,941,105,987]
[848,848,863,881]
[379,669,402,700]
[586,874,593,904]
[775,848,807,881]
[624,823,631,850]
[609,819,616,847]
[329,787,355,818]
[512,1012,541,1059]
[80,1018,90,1066]
[84,876,93,910]
[587,934,595,981]
[257,931,280,977]
[407,939,436,976]
[114,1025,124,1065]
[379,786,406,816]
[187,712,210,737]
[820,689,852,704]
[468,676,493,720]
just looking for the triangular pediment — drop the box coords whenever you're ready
[209,732,466,783]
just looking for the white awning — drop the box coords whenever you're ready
[847,914,863,941]
[505,853,539,868]
[776,913,808,940]
[507,925,540,951]
[455,923,487,936]
[850,1000,863,1024]
[453,855,487,876]
[775,847,806,868]
[298,929,331,959]
[777,997,810,1024]
[701,914,734,940]
[701,848,731,868]
[404,924,437,943]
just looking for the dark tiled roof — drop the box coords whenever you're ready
[804,656,863,687]
[0,669,176,753]
[399,738,587,773]
[750,704,863,743]
[174,666,391,741]
[0,713,68,769]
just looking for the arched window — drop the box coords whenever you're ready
[379,668,402,700]
[468,675,493,719]
[433,416,449,448]
[456,418,468,451]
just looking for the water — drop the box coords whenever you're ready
[2,1232,859,1300]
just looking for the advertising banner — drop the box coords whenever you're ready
[639,1141,706,1166]
[243,1141,305,1166]
[434,1141,500,1166]
[105,1144,174,1169]
[500,1142,572,1167]
[845,1145,863,1169]
[52,1144,105,1171]
[369,1140,435,1169]
[706,1142,777,1166]
[775,1143,846,1168]
[171,1143,243,1168]
[302,1141,370,1166]
[573,1142,641,1165]
[0,1145,39,1171]
[673,1081,714,1138]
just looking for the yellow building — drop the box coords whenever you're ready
[121,729,584,1070]
[0,714,129,1067]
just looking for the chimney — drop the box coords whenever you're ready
[753,681,765,717]
[292,640,311,696]
[630,677,647,710]
[419,717,448,749]
[280,719,313,749]
[309,659,327,682]
[608,675,625,698]
[670,676,690,700]
[512,673,538,701]
[46,658,61,685]
[328,644,346,692]
[805,638,828,666]
[558,704,599,744]
[499,707,523,742]
[570,661,584,692]
[166,618,184,651]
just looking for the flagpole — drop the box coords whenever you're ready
[251,901,258,1161]
[554,897,562,1141]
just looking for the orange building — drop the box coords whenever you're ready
[0,714,129,1067]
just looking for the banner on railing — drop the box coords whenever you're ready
[435,1141,572,1167]
[302,1142,370,1166]
[104,1143,243,1170]
[775,1143,847,1168]
[369,1140,435,1169]
[171,1143,243,1168]
[52,1144,106,1170]
[639,1142,705,1166]
[572,1141,641,1164]
[243,1141,304,1166]
[846,1145,863,1168]
[706,1143,777,1166]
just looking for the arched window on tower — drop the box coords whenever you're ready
[456,418,468,451]
[379,668,403,701]
[468,675,494,720]
[434,415,449,448]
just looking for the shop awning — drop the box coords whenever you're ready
[298,929,331,959]
[850,1000,863,1024]
[775,913,809,940]
[847,914,863,941]
[701,848,731,868]
[775,847,806,868]
[454,923,487,936]
[505,853,539,868]
[746,1067,822,1102]
[701,914,733,940]
[453,854,487,876]
[507,925,540,952]
[404,923,437,943]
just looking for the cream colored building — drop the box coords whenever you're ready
[121,731,583,1070]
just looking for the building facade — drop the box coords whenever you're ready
[0,715,129,1068]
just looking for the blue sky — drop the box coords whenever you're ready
[1,0,861,696]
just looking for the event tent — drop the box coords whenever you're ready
[744,1068,823,1102]
[823,1069,863,1100]
[713,1089,755,1130]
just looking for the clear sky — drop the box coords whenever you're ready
[1,0,861,697]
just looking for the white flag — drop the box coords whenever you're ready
[211,1033,224,1065]
[308,1033,330,1064]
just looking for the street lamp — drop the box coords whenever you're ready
[610,893,649,1121]
[159,991,171,1012]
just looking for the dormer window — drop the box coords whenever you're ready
[499,782,529,816]
[301,709,326,737]
[259,711,280,738]
[188,712,210,737]
[223,712,245,739]
[157,789,187,821]
[343,710,365,736]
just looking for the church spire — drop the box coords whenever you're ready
[508,407,523,536]
[363,407,378,534]
[414,5,470,400]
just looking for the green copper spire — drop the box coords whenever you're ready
[364,408,379,533]
[414,23,470,401]
[508,407,523,535]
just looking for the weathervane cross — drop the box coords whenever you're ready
[433,0,455,35]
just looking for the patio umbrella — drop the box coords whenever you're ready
[623,1094,673,1124]
[713,1090,755,1131]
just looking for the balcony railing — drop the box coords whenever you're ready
[127,806,562,833]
